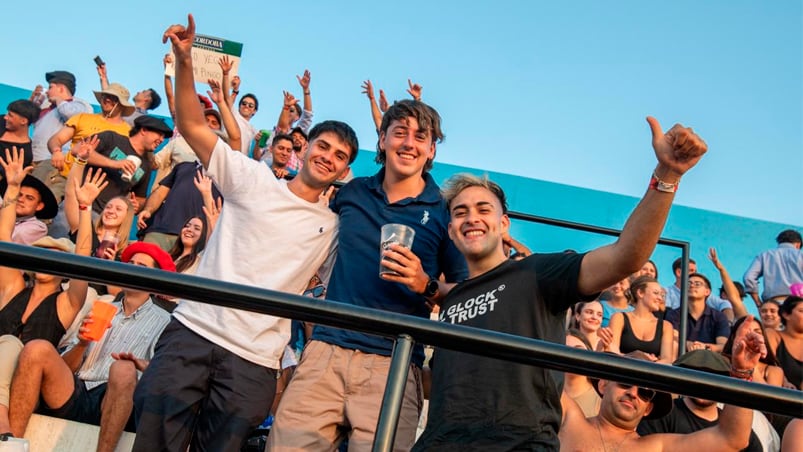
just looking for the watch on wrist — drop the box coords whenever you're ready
[423,278,439,298]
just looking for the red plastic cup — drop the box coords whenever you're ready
[83,301,118,341]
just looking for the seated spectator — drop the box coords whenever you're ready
[137,163,221,251]
[96,61,161,125]
[764,296,803,389]
[6,241,174,451]
[664,257,697,310]
[564,329,602,417]
[0,147,98,434]
[0,171,57,245]
[743,229,803,307]
[600,278,633,327]
[635,259,659,280]
[666,273,731,353]
[28,70,93,194]
[722,316,784,387]
[0,100,40,171]
[759,300,782,331]
[559,317,765,452]
[64,143,135,260]
[609,276,674,363]
[637,349,768,452]
[570,299,611,352]
[167,216,208,275]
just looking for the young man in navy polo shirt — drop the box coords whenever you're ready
[270,100,468,451]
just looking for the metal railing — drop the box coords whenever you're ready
[0,219,796,451]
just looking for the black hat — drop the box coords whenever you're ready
[0,175,59,220]
[673,350,731,376]
[133,115,173,138]
[45,71,77,95]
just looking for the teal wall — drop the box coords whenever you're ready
[3,82,797,315]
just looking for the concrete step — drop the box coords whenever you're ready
[22,414,134,452]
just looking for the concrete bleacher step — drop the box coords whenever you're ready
[22,414,134,452]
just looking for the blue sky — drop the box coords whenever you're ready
[4,0,801,226]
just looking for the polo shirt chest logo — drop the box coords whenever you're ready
[420,210,430,225]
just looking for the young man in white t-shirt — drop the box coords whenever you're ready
[132,15,359,451]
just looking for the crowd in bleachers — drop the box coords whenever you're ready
[0,12,800,452]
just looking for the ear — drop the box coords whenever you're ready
[501,213,510,233]
[427,141,437,160]
[378,131,386,152]
[35,201,44,212]
[447,221,456,242]
[643,401,654,417]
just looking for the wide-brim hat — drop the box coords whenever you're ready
[93,83,136,116]
[673,350,731,376]
[31,236,75,253]
[121,241,176,272]
[133,115,173,138]
[0,175,59,219]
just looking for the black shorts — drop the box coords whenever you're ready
[38,374,135,431]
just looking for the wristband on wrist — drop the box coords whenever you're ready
[284,105,291,111]
[232,90,239,95]
[729,366,754,381]
[649,171,680,193]
[303,91,310,95]
[74,156,88,166]
[78,205,88,211]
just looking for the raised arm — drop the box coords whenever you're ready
[276,91,296,134]
[65,168,108,309]
[298,69,312,114]
[709,247,748,320]
[578,117,707,296]
[362,80,383,132]
[64,136,97,232]
[208,76,241,151]
[218,56,234,111]
[0,148,30,301]
[162,14,218,168]
[407,79,423,101]
[97,63,109,90]
[163,54,176,119]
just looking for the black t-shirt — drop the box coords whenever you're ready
[142,161,222,235]
[414,252,594,452]
[87,131,151,213]
[0,119,33,172]
[638,398,763,452]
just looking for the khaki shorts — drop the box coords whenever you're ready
[269,340,423,452]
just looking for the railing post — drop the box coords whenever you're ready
[372,334,415,452]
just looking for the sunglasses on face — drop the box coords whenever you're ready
[615,383,656,402]
[240,101,255,108]
[304,284,326,298]
[101,94,119,103]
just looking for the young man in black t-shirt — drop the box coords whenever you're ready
[414,116,710,451]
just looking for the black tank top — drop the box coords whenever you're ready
[619,313,663,357]
[0,287,66,346]
[776,337,803,389]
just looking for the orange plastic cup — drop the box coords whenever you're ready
[83,301,118,341]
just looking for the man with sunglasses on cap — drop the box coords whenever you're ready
[559,317,765,452]
[6,241,174,452]
[414,114,709,450]
[28,71,93,198]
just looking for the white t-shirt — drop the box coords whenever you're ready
[233,109,257,156]
[173,138,338,368]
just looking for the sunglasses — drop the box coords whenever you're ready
[689,281,707,288]
[240,101,255,108]
[614,383,656,402]
[304,284,326,298]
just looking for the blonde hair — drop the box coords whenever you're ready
[96,196,135,251]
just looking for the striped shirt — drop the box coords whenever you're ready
[69,298,170,390]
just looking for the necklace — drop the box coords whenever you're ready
[595,417,633,452]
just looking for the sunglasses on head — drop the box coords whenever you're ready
[615,383,656,402]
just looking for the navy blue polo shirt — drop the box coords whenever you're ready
[312,169,468,366]
[666,305,730,344]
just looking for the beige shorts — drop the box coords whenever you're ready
[269,340,423,452]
